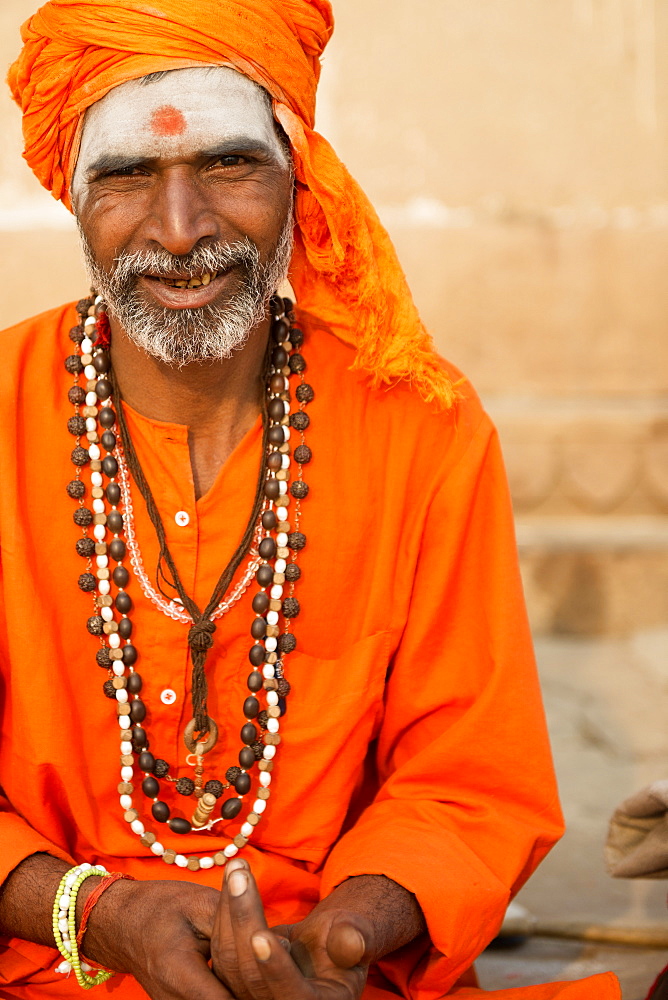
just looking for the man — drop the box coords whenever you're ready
[0,2,620,998]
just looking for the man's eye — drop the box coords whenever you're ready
[214,155,245,167]
[103,166,143,178]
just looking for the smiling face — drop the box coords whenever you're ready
[72,67,294,364]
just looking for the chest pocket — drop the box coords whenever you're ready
[251,630,391,863]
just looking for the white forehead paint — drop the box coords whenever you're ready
[71,66,288,209]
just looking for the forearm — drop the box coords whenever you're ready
[317,874,426,961]
[0,852,102,948]
[1,853,226,1000]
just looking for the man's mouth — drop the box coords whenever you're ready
[144,270,221,289]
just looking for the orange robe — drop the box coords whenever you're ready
[0,304,619,999]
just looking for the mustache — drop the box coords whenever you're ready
[111,239,260,283]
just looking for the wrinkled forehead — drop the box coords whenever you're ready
[71,66,287,205]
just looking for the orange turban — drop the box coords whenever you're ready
[8,0,454,406]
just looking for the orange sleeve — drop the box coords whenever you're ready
[0,791,77,983]
[0,796,75,888]
[319,416,564,998]
[0,547,76,980]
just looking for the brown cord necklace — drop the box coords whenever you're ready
[64,291,313,869]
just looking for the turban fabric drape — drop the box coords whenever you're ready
[8,0,455,407]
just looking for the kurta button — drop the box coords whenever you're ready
[161,689,177,705]
[175,511,190,527]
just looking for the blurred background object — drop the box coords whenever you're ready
[2,1,667,995]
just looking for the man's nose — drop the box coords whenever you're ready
[143,168,218,256]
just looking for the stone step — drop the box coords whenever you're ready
[517,516,668,636]
[488,401,668,517]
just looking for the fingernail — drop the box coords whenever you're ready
[252,934,272,962]
[228,870,248,897]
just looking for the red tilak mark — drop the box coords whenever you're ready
[150,105,187,137]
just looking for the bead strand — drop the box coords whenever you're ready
[53,863,113,989]
[283,315,310,673]
[67,293,308,870]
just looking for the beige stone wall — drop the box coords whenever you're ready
[2,0,667,633]
[0,3,88,317]
[313,2,668,634]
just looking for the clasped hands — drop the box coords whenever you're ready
[210,858,374,1000]
[85,858,379,1000]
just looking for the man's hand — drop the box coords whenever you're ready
[83,875,232,1000]
[211,859,425,1000]
[0,853,232,1000]
[212,858,373,1000]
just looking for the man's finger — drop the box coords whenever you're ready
[326,922,367,969]
[222,862,273,1000]
[211,859,249,991]
[251,930,316,998]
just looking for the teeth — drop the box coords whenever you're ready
[156,272,217,288]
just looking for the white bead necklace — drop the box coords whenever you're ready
[66,292,310,872]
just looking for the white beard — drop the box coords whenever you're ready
[78,216,294,366]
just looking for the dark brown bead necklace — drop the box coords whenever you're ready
[65,293,313,870]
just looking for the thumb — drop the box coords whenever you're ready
[326,921,370,969]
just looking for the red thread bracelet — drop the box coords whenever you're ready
[76,872,136,958]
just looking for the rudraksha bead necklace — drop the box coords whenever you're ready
[65,292,312,870]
